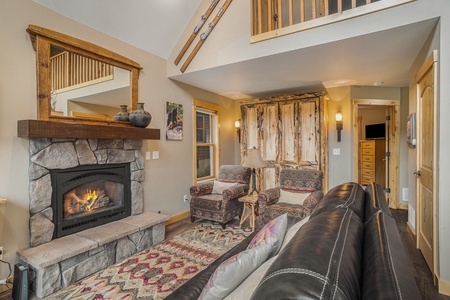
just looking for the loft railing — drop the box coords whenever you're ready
[51,51,114,92]
[251,0,414,41]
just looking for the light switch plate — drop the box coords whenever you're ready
[333,148,340,155]
[145,152,151,160]
[152,151,159,160]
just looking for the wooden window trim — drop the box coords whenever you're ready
[193,99,221,184]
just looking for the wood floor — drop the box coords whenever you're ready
[391,209,450,300]
[0,211,447,300]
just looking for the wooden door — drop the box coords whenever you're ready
[416,51,437,273]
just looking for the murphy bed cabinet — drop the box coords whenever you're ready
[360,140,386,188]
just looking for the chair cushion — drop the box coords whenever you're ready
[212,180,237,194]
[263,202,308,218]
[191,194,224,211]
[218,165,252,184]
[279,169,323,192]
[279,189,310,205]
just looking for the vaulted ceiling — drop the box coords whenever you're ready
[32,0,437,98]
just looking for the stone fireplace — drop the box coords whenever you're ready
[18,136,169,298]
[28,138,145,247]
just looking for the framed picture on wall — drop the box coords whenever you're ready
[407,112,416,148]
[166,102,183,140]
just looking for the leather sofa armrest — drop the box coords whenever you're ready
[303,190,323,210]
[223,184,246,201]
[258,187,280,206]
[190,181,214,197]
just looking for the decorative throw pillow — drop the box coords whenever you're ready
[198,244,272,300]
[279,189,310,205]
[224,255,278,300]
[247,213,288,258]
[278,216,310,252]
[212,180,237,194]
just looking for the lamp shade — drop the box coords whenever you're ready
[243,148,265,168]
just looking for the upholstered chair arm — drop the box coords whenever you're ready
[190,181,214,197]
[258,187,280,206]
[303,190,324,210]
[222,184,246,201]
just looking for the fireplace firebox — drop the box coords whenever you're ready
[51,164,131,238]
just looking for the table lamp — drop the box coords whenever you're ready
[243,148,265,195]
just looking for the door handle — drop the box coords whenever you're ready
[414,170,421,177]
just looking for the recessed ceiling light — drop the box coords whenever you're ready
[373,81,384,86]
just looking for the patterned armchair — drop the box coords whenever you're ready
[190,165,252,229]
[257,169,323,224]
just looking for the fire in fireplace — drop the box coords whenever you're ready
[51,164,131,238]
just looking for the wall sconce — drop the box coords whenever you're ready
[336,112,343,142]
[235,119,241,142]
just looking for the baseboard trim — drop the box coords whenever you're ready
[406,221,417,245]
[166,210,190,225]
[0,276,13,293]
[398,202,408,210]
[439,277,450,296]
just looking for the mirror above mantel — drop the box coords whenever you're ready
[27,24,142,126]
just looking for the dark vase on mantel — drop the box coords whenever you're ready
[129,102,152,128]
[113,105,130,122]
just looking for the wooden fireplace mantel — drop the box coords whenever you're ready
[17,119,160,140]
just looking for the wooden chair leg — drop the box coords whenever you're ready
[221,223,226,230]
[191,215,195,223]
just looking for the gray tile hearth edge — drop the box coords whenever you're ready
[17,211,169,269]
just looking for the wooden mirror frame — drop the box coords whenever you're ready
[27,24,142,125]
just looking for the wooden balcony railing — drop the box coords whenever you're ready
[51,51,114,92]
[251,0,414,41]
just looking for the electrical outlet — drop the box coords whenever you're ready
[183,195,188,203]
[0,246,3,260]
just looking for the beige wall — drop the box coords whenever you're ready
[326,86,407,201]
[0,0,237,278]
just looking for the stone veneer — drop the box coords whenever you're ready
[28,138,145,247]
[19,138,170,298]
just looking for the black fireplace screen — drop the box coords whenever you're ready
[51,164,131,238]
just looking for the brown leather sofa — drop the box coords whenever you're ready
[167,182,421,300]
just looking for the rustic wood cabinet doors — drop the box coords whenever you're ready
[240,93,328,192]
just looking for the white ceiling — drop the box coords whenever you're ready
[33,0,437,99]
[32,0,203,59]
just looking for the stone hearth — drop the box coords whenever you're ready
[18,211,169,298]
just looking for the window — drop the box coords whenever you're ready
[193,100,220,182]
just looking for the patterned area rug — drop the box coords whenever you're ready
[45,222,251,300]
